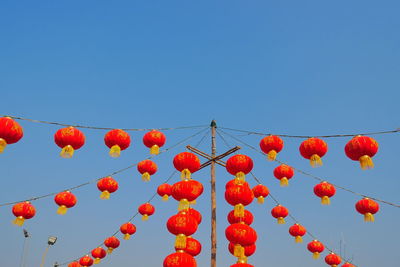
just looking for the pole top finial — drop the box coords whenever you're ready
[210,120,217,127]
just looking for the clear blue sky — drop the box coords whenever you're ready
[1,1,399,266]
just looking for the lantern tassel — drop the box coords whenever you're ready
[359,155,374,170]
[295,236,303,243]
[162,195,169,201]
[321,196,330,205]
[57,205,68,215]
[142,214,149,221]
[234,204,245,218]
[150,145,160,155]
[109,145,121,158]
[279,177,289,187]
[190,199,196,206]
[107,248,114,254]
[100,190,111,200]
[277,217,285,224]
[12,216,25,226]
[237,256,248,264]
[178,199,190,211]
[123,234,131,240]
[257,196,265,204]
[60,145,74,158]
[267,150,277,161]
[364,212,375,222]
[175,234,187,249]
[312,252,320,259]
[181,169,191,180]
[0,138,7,153]
[142,172,151,182]
[236,172,246,182]
[310,154,322,167]
[94,258,101,264]
[233,244,245,258]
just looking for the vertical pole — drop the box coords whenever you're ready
[210,120,217,267]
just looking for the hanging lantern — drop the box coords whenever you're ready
[173,152,201,179]
[104,129,131,158]
[307,240,325,259]
[0,117,23,153]
[175,236,202,257]
[79,255,94,267]
[180,208,202,225]
[345,136,378,170]
[68,262,82,267]
[120,222,137,240]
[91,247,106,264]
[143,130,166,155]
[163,251,197,267]
[97,176,118,200]
[12,201,36,226]
[225,223,257,259]
[228,242,256,257]
[167,212,198,249]
[226,154,253,181]
[54,127,85,158]
[157,183,172,201]
[314,182,336,205]
[271,205,289,224]
[288,223,306,243]
[342,263,356,267]
[273,164,294,187]
[138,203,155,221]
[230,263,254,267]
[355,198,379,222]
[172,180,204,211]
[226,179,250,188]
[104,236,120,254]
[259,135,284,161]
[54,191,77,215]
[252,184,269,204]
[137,160,158,182]
[325,253,342,267]
[299,137,328,167]
[225,183,254,217]
[227,210,254,225]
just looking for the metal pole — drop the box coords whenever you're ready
[40,245,50,267]
[210,120,217,267]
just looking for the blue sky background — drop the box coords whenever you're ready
[0,0,399,266]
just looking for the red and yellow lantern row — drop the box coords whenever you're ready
[0,117,23,153]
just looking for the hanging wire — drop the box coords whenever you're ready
[218,129,400,209]
[0,127,209,207]
[2,115,207,131]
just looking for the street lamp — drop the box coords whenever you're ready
[40,236,58,267]
[48,236,57,245]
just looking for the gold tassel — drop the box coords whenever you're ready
[189,199,196,206]
[12,216,25,226]
[257,196,265,204]
[94,258,101,264]
[267,150,277,161]
[237,256,248,264]
[236,172,246,182]
[0,138,7,153]
[310,154,322,167]
[109,145,121,158]
[178,199,190,211]
[364,212,374,222]
[321,196,330,205]
[234,204,245,218]
[60,145,74,158]
[142,172,151,182]
[123,234,131,240]
[162,195,169,201]
[359,155,374,170]
[277,217,285,224]
[332,265,338,267]
[57,205,68,215]
[175,234,187,249]
[150,145,160,155]
[142,214,149,221]
[312,252,320,259]
[233,244,245,257]
[107,248,114,254]
[100,190,111,200]
[181,169,191,180]
[279,177,289,187]
[295,236,303,243]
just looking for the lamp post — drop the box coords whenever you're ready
[40,236,57,267]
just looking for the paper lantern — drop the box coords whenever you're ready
[273,164,294,187]
[314,182,336,205]
[104,129,131,157]
[143,130,166,155]
[259,135,283,161]
[226,179,250,188]
[91,247,106,264]
[163,251,197,267]
[175,236,202,257]
[97,176,118,200]
[230,264,254,267]
[104,236,120,254]
[120,222,137,240]
[137,160,157,182]
[54,191,77,215]
[226,154,253,181]
[342,263,356,267]
[157,183,172,201]
[307,240,325,259]
[288,223,306,243]
[0,117,23,153]
[299,138,328,167]
[12,201,36,226]
[173,152,201,179]
[325,253,342,267]
[345,136,378,170]
[68,262,81,267]
[225,223,257,246]
[79,255,94,267]
[252,184,269,204]
[180,208,202,225]
[138,203,155,221]
[172,180,204,211]
[271,205,288,224]
[54,127,85,158]
[227,210,254,225]
[228,242,256,257]
[167,212,198,249]
[225,183,254,217]
[355,198,379,222]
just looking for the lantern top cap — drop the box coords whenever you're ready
[210,120,217,127]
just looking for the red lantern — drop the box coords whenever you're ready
[180,208,202,225]
[137,160,158,182]
[325,253,342,267]
[91,247,106,264]
[79,255,94,267]
[104,236,120,254]
[173,152,201,179]
[12,201,36,226]
[299,137,328,167]
[54,191,77,215]
[167,212,199,249]
[0,117,23,153]
[175,236,202,257]
[342,263,356,267]
[138,203,155,221]
[288,223,306,243]
[172,180,204,211]
[157,183,172,201]
[355,198,379,222]
[104,129,131,157]
[345,136,378,170]
[120,222,137,240]
[252,184,269,204]
[228,242,256,257]
[97,176,118,200]
[68,262,81,267]
[143,130,166,155]
[271,205,288,224]
[307,240,325,259]
[163,251,197,267]
[259,135,284,161]
[273,164,294,187]
[54,127,85,158]
[314,182,336,205]
[226,179,250,188]
[225,184,254,217]
[230,264,254,267]
[225,223,257,258]
[227,210,254,225]
[226,155,253,181]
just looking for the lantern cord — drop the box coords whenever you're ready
[218,126,400,138]
[2,115,208,131]
[0,127,209,207]
[218,129,400,209]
